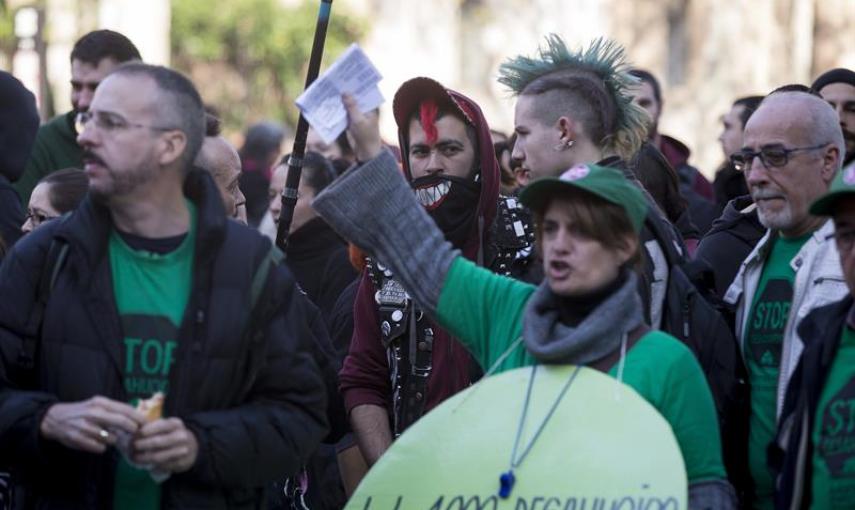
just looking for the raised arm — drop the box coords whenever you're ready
[312,97,535,369]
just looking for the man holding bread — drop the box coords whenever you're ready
[0,64,329,508]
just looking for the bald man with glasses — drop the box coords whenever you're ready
[723,90,847,509]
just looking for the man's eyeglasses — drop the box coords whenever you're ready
[730,143,828,172]
[76,111,175,134]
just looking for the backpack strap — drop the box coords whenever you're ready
[588,324,651,373]
[16,237,69,378]
[249,244,284,312]
[644,210,686,267]
[225,243,286,403]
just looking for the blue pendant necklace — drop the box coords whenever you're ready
[498,364,582,499]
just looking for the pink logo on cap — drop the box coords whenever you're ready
[561,165,590,181]
[844,166,855,186]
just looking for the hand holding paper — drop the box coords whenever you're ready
[296,44,384,145]
[342,94,383,162]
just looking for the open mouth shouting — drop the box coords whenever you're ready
[415,181,451,210]
[547,259,572,281]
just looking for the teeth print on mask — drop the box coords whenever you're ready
[410,173,481,250]
[415,181,452,209]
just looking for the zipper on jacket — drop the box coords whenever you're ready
[193,309,204,353]
[813,276,845,285]
[682,302,690,339]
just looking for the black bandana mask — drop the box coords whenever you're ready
[411,173,481,250]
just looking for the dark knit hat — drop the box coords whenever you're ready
[811,68,855,93]
[0,71,39,182]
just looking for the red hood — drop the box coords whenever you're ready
[392,77,500,261]
[658,134,691,169]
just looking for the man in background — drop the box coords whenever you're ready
[629,68,718,233]
[713,95,763,207]
[813,68,855,171]
[13,29,141,205]
[195,112,247,223]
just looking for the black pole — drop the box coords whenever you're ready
[276,0,333,250]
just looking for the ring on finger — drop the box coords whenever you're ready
[99,429,109,440]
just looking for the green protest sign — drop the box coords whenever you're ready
[346,365,687,510]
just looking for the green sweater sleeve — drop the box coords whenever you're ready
[628,332,727,483]
[667,353,727,482]
[436,257,536,371]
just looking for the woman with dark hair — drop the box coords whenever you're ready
[494,139,519,195]
[268,151,357,320]
[311,105,736,507]
[238,121,285,226]
[630,142,702,256]
[21,168,88,234]
[267,151,356,509]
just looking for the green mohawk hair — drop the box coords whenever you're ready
[498,35,650,160]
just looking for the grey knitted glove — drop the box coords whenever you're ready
[312,149,459,313]
[688,479,737,510]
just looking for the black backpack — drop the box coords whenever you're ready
[645,211,750,496]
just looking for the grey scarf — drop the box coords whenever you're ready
[522,272,644,364]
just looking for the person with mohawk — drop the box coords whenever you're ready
[497,36,747,498]
[338,78,535,470]
[499,36,673,321]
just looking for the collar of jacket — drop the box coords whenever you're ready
[797,294,853,359]
[285,216,345,261]
[778,294,854,507]
[724,219,837,306]
[522,271,644,365]
[53,168,227,274]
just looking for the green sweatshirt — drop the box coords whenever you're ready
[436,257,727,483]
[14,111,83,205]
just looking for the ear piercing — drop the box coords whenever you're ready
[553,139,575,151]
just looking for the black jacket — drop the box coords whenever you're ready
[0,174,23,251]
[681,183,720,237]
[770,296,853,510]
[285,217,357,323]
[0,72,39,251]
[713,162,749,210]
[0,170,329,509]
[691,195,765,299]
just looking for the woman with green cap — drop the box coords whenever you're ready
[314,97,734,508]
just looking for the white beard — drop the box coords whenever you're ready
[756,199,794,231]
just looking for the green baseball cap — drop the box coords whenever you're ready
[519,163,648,233]
[810,165,855,216]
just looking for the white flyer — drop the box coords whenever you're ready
[295,43,384,144]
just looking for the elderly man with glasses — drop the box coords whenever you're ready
[723,89,847,509]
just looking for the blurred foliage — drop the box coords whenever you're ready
[171,0,366,137]
[0,1,18,65]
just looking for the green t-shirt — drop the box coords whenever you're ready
[811,325,855,508]
[436,257,727,483]
[109,203,196,510]
[744,234,809,509]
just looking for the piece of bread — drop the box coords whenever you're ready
[137,392,164,422]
